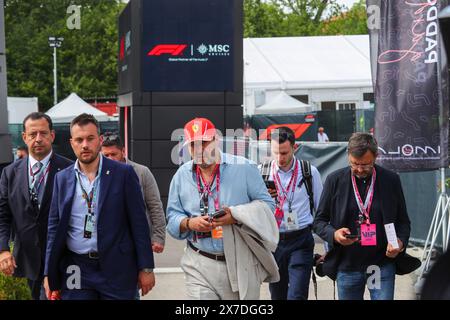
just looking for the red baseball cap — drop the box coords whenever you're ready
[183,118,216,146]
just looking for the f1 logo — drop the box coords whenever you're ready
[148,44,187,56]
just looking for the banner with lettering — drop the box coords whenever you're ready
[367,0,449,171]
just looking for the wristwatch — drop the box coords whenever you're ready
[141,268,154,273]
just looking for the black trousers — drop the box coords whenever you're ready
[27,278,46,300]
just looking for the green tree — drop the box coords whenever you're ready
[4,0,124,111]
[244,0,285,37]
[320,0,368,35]
[272,0,344,36]
[243,0,367,37]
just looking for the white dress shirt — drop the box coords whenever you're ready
[269,159,323,232]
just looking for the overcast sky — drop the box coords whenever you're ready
[338,0,360,9]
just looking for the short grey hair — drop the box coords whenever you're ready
[347,132,378,158]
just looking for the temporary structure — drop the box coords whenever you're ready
[254,91,313,115]
[46,93,110,123]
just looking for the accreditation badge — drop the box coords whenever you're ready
[212,226,223,239]
[84,214,96,239]
[285,210,299,231]
[361,224,377,246]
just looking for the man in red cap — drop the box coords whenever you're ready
[183,118,218,170]
[167,118,278,300]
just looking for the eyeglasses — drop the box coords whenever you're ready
[349,162,374,170]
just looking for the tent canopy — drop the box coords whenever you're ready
[244,35,372,90]
[46,93,110,123]
[254,91,313,115]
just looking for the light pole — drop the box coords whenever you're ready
[48,37,64,106]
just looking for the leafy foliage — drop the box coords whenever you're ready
[244,0,368,37]
[0,273,32,300]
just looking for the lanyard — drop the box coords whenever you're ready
[75,162,102,216]
[273,159,299,212]
[196,164,220,212]
[351,168,376,225]
[29,160,51,194]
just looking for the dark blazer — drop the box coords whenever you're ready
[0,153,73,280]
[44,156,154,291]
[313,165,411,280]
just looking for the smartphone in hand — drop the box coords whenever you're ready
[264,180,276,189]
[211,209,226,219]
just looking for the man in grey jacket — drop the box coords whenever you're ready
[101,133,166,253]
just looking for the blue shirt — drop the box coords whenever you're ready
[166,152,275,254]
[268,159,323,232]
[66,155,103,254]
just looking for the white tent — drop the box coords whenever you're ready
[46,93,110,123]
[254,91,313,115]
[244,35,372,90]
[7,97,39,124]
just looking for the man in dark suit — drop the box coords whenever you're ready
[0,112,72,300]
[313,132,411,300]
[43,113,155,300]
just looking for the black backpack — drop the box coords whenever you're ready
[299,159,315,216]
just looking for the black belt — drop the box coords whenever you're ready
[69,250,99,260]
[188,241,226,262]
[279,226,311,241]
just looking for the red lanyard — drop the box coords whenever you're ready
[351,168,376,224]
[273,159,299,211]
[196,164,220,211]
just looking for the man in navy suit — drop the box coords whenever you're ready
[43,113,155,300]
[0,112,72,300]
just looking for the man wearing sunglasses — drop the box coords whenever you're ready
[313,132,411,300]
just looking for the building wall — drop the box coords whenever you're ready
[244,86,374,116]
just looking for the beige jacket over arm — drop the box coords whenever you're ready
[223,200,280,300]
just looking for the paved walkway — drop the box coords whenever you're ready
[142,235,422,300]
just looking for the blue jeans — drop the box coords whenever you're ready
[336,262,396,300]
[269,230,314,300]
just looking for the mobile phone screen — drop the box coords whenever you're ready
[212,209,226,219]
[265,180,276,189]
